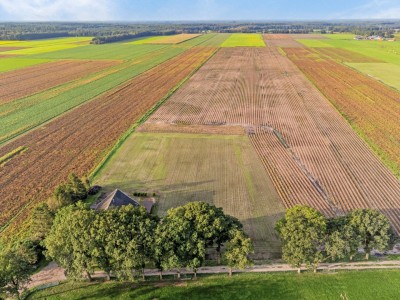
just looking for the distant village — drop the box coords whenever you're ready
[354,35,396,41]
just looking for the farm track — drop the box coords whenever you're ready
[0,60,120,104]
[0,47,217,233]
[145,45,400,233]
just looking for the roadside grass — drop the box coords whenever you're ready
[27,270,400,300]
[94,132,285,258]
[221,33,266,47]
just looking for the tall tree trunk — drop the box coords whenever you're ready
[193,269,197,280]
[159,270,163,280]
[86,270,92,281]
[177,270,181,279]
[228,267,232,277]
[106,272,111,281]
[350,255,353,261]
[365,252,370,260]
[297,267,301,274]
[142,268,145,281]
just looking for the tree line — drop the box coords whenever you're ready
[276,205,394,273]
[0,174,253,298]
[44,201,253,281]
[1,21,399,40]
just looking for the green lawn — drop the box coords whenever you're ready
[94,132,285,258]
[28,270,400,300]
[221,33,266,47]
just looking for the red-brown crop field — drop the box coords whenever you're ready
[0,60,120,104]
[312,47,383,62]
[264,34,305,48]
[146,46,400,233]
[0,47,216,232]
[0,47,27,52]
[285,47,400,178]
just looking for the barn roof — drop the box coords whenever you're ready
[94,189,140,211]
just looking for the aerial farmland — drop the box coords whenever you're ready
[0,30,399,243]
[0,18,399,298]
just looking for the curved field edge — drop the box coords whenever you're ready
[0,47,218,241]
[27,269,400,300]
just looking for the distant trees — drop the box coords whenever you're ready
[276,205,393,273]
[44,201,253,281]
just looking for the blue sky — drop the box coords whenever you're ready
[0,0,399,21]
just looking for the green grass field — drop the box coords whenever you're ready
[0,58,53,73]
[30,43,167,60]
[298,34,400,89]
[28,270,400,300]
[346,62,400,91]
[221,33,266,47]
[94,132,285,258]
[298,38,400,64]
[0,47,186,144]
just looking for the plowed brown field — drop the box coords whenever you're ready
[285,47,400,177]
[146,46,400,233]
[0,47,216,231]
[0,60,120,104]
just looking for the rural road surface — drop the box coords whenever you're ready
[27,260,400,290]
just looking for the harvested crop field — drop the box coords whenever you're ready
[0,46,216,232]
[0,47,27,52]
[285,47,400,178]
[0,60,120,104]
[138,123,245,135]
[146,46,400,233]
[132,34,201,44]
[264,34,305,48]
[94,132,285,258]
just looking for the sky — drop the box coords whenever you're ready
[0,0,399,22]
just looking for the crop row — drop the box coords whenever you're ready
[0,46,187,144]
[0,59,119,104]
[145,46,400,233]
[0,46,217,236]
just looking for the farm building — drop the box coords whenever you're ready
[93,189,140,211]
[93,189,155,213]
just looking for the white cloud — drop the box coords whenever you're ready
[0,0,115,21]
[331,0,400,19]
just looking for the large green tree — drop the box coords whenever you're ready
[347,209,392,260]
[93,205,158,281]
[30,203,54,243]
[224,229,253,276]
[155,205,207,279]
[276,205,327,273]
[44,203,96,280]
[0,242,37,299]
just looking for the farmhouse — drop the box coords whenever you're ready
[93,189,140,211]
[93,189,155,213]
